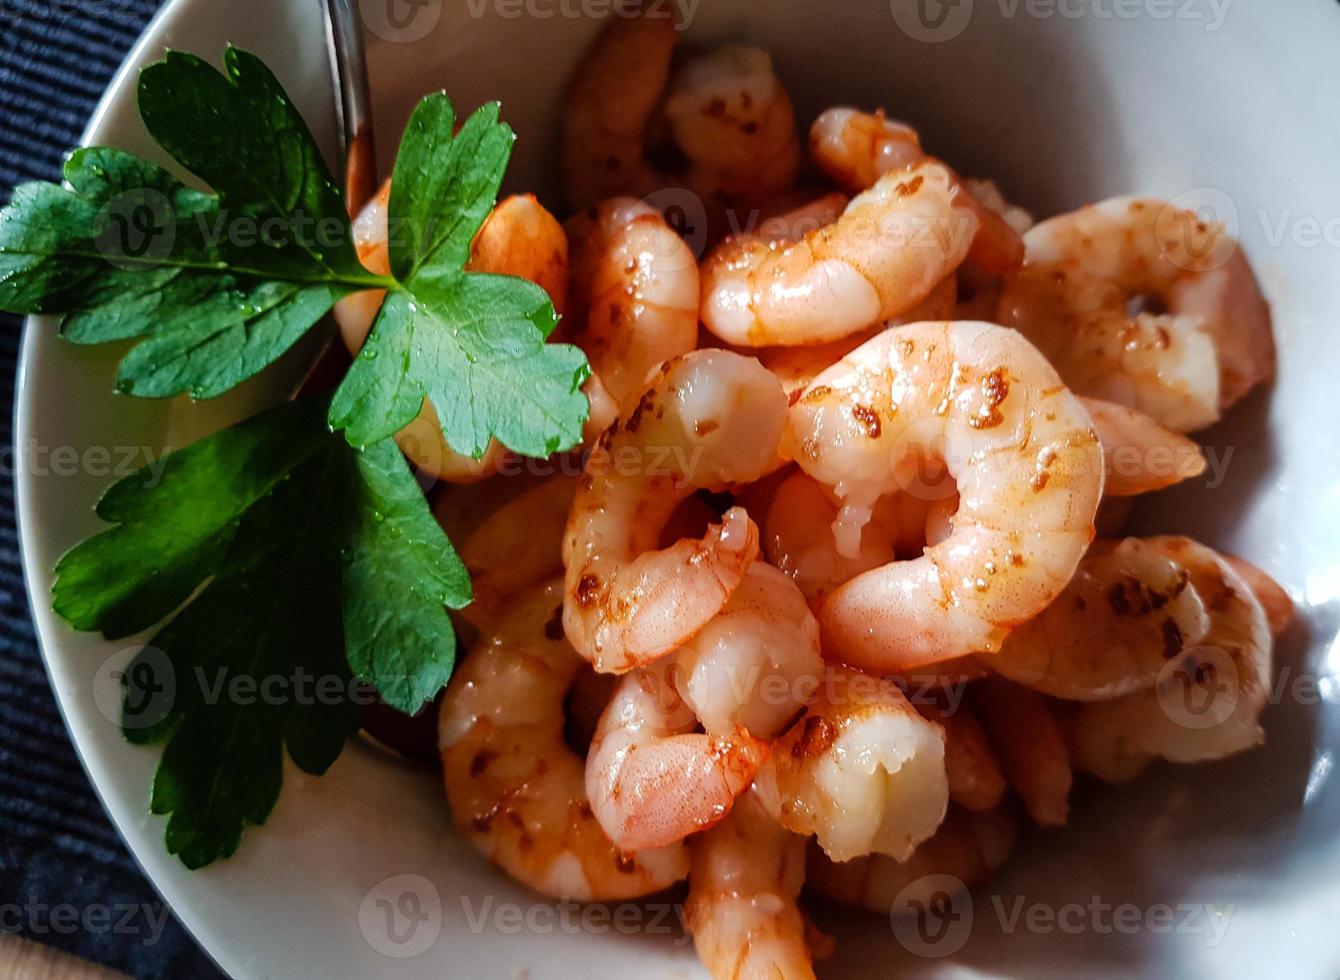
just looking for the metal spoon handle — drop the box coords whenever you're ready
[323,0,377,213]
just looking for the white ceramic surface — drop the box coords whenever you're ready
[15,1,1340,977]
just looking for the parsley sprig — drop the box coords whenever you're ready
[2,46,591,867]
[0,46,590,451]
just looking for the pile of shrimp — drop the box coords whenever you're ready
[339,9,1290,978]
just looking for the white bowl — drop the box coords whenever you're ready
[16,1,1340,977]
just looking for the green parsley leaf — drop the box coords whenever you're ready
[125,441,355,869]
[0,48,386,398]
[53,397,471,865]
[327,94,590,455]
[21,45,597,866]
[136,49,360,284]
[329,273,588,456]
[341,437,471,711]
[386,95,514,281]
[0,47,590,460]
[51,395,332,639]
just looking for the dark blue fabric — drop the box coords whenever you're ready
[1,1,223,976]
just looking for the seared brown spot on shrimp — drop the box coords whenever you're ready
[1107,581,1133,616]
[1161,617,1184,658]
[968,368,1010,430]
[792,716,837,759]
[897,174,925,196]
[470,749,498,777]
[1069,538,1273,782]
[576,573,603,609]
[851,404,882,438]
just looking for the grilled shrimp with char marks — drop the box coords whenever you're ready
[563,350,788,673]
[998,197,1274,431]
[700,163,978,347]
[783,320,1104,670]
[439,581,687,900]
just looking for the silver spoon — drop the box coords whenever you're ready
[294,0,377,397]
[322,0,377,213]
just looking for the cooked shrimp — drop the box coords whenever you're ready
[656,44,801,208]
[1223,554,1294,635]
[469,193,570,313]
[1071,537,1274,783]
[755,667,948,862]
[1082,396,1207,495]
[581,372,621,443]
[560,6,676,209]
[338,182,569,352]
[584,561,817,850]
[763,472,957,607]
[585,655,767,851]
[753,193,850,240]
[808,107,1025,275]
[335,185,569,480]
[999,197,1274,430]
[973,679,1073,826]
[783,321,1104,670]
[674,562,824,739]
[439,581,687,900]
[917,701,1008,813]
[563,350,788,672]
[893,655,992,688]
[808,107,922,191]
[459,474,579,620]
[564,197,699,415]
[807,804,1018,913]
[333,178,393,354]
[700,163,979,347]
[963,178,1035,236]
[764,472,887,607]
[686,788,817,980]
[753,273,957,398]
[562,8,799,210]
[982,536,1213,701]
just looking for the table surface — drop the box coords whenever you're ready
[1,1,224,976]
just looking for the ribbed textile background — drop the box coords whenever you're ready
[2,1,223,975]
